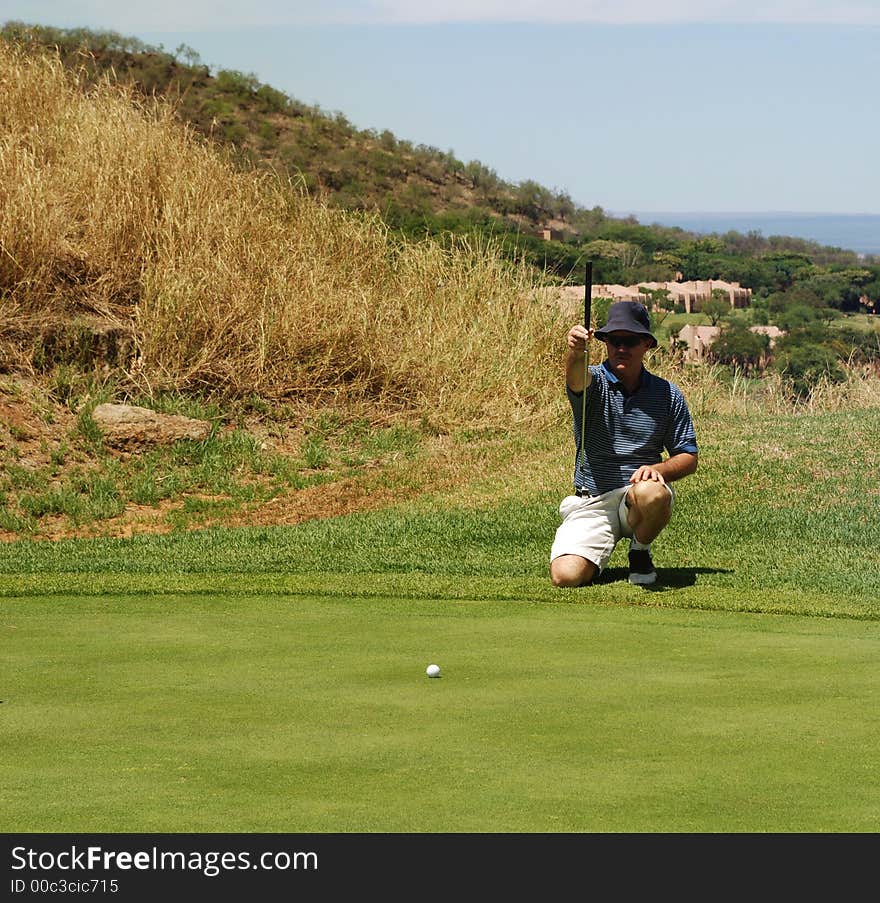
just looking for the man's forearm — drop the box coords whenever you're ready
[566,349,591,393]
[657,452,698,482]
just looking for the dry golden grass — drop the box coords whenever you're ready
[0,42,565,428]
[650,357,880,417]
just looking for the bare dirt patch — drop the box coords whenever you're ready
[0,377,77,466]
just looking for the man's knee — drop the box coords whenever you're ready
[626,481,673,544]
[627,480,672,516]
[550,555,597,587]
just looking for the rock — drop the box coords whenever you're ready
[92,403,212,448]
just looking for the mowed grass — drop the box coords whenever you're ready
[3,595,879,833]
[1,406,880,831]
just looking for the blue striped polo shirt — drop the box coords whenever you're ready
[566,361,698,495]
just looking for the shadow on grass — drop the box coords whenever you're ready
[596,567,733,590]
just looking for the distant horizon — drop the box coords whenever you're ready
[615,211,880,256]
[619,210,880,218]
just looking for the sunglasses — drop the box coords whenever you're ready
[603,334,644,348]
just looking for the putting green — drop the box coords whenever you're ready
[2,593,878,832]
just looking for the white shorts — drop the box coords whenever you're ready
[550,484,674,574]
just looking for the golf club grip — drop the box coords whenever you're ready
[584,261,593,329]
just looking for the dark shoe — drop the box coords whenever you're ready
[628,548,657,585]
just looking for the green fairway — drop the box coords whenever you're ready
[2,592,879,832]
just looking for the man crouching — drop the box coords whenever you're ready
[550,301,698,587]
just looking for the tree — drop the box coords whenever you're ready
[761,253,815,291]
[652,249,683,273]
[570,205,608,236]
[772,342,845,396]
[749,295,770,325]
[591,296,614,332]
[861,277,880,309]
[554,190,576,222]
[678,239,728,281]
[775,304,821,332]
[796,269,873,312]
[639,286,674,312]
[174,43,202,67]
[702,289,732,326]
[710,324,769,371]
[582,240,642,270]
[513,180,555,221]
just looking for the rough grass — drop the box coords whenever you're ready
[3,405,879,619]
[3,347,878,540]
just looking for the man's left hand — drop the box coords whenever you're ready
[629,466,666,484]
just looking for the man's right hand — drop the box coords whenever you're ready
[566,325,594,393]
[567,324,593,353]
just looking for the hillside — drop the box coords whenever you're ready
[0,37,567,540]
[5,21,877,286]
[0,24,583,240]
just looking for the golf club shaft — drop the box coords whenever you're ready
[579,261,593,488]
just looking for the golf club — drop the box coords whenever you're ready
[579,261,592,491]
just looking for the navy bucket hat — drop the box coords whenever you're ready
[594,301,657,348]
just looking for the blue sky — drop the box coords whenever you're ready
[2,1,878,214]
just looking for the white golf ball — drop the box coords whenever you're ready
[426,664,441,678]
